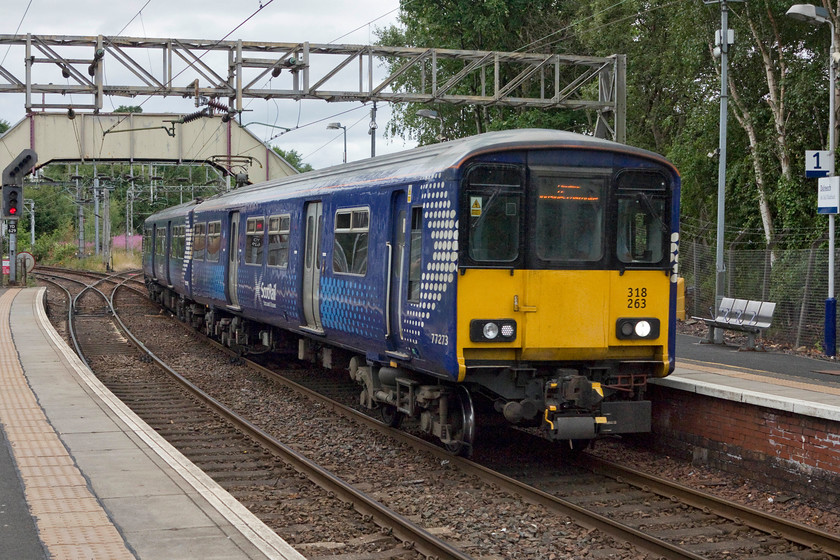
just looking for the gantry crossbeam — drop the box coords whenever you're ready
[0,34,626,142]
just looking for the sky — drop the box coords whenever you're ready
[0,0,414,170]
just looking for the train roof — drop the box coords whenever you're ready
[148,128,677,219]
[145,199,200,222]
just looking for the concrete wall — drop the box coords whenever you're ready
[0,112,297,182]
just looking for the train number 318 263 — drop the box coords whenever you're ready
[627,287,647,309]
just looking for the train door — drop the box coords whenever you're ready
[386,191,408,355]
[165,221,174,288]
[150,224,157,278]
[153,223,167,282]
[302,201,323,332]
[227,212,241,309]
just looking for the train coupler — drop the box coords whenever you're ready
[542,374,606,440]
[542,412,599,440]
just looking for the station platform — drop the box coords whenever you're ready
[0,287,305,560]
[667,333,840,423]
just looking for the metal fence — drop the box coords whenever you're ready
[680,237,834,352]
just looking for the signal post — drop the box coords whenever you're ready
[2,149,37,285]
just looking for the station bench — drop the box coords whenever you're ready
[693,297,775,350]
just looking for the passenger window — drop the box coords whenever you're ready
[155,228,166,257]
[333,207,369,275]
[267,215,291,268]
[465,164,522,263]
[172,225,185,260]
[192,222,206,261]
[206,221,221,262]
[245,217,265,265]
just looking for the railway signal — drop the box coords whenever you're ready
[3,149,38,285]
[2,185,22,217]
[3,149,37,218]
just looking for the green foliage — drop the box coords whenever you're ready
[16,183,75,246]
[114,105,143,113]
[377,0,589,144]
[31,223,77,264]
[0,119,9,134]
[272,147,314,172]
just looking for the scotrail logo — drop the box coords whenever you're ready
[255,279,277,308]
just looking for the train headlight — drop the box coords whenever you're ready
[635,320,652,337]
[470,319,517,342]
[483,322,500,340]
[616,318,660,340]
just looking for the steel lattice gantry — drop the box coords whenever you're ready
[0,34,626,142]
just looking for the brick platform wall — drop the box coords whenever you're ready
[643,385,840,505]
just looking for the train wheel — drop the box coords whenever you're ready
[380,404,404,428]
[444,386,476,457]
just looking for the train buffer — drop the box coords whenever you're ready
[693,297,776,350]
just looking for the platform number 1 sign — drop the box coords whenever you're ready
[806,150,833,178]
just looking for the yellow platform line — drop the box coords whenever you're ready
[0,289,135,560]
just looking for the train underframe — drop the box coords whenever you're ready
[148,283,654,457]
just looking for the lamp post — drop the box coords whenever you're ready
[326,122,347,163]
[416,108,444,142]
[787,3,837,357]
[711,0,734,344]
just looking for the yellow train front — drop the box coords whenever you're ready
[444,131,679,452]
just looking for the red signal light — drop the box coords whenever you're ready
[9,207,16,214]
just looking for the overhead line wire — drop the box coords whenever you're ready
[101,0,276,137]
[1,0,33,66]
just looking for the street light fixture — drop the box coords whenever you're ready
[416,108,444,142]
[326,122,347,163]
[787,3,837,357]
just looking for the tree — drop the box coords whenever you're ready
[376,0,585,145]
[0,119,9,134]
[272,147,313,173]
[114,106,143,113]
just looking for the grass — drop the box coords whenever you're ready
[50,250,142,272]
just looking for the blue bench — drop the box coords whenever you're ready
[693,297,775,350]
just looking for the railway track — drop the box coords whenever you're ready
[36,267,840,559]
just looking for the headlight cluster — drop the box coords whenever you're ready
[616,318,660,340]
[470,319,517,342]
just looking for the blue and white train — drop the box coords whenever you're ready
[143,128,680,455]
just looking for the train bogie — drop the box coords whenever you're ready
[144,128,680,456]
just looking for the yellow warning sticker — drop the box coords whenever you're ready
[470,197,482,217]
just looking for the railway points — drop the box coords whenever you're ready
[0,287,305,560]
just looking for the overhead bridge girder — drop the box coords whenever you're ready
[0,34,626,142]
[0,112,297,182]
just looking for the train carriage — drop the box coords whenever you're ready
[144,128,680,455]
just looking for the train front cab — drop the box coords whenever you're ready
[456,149,679,445]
